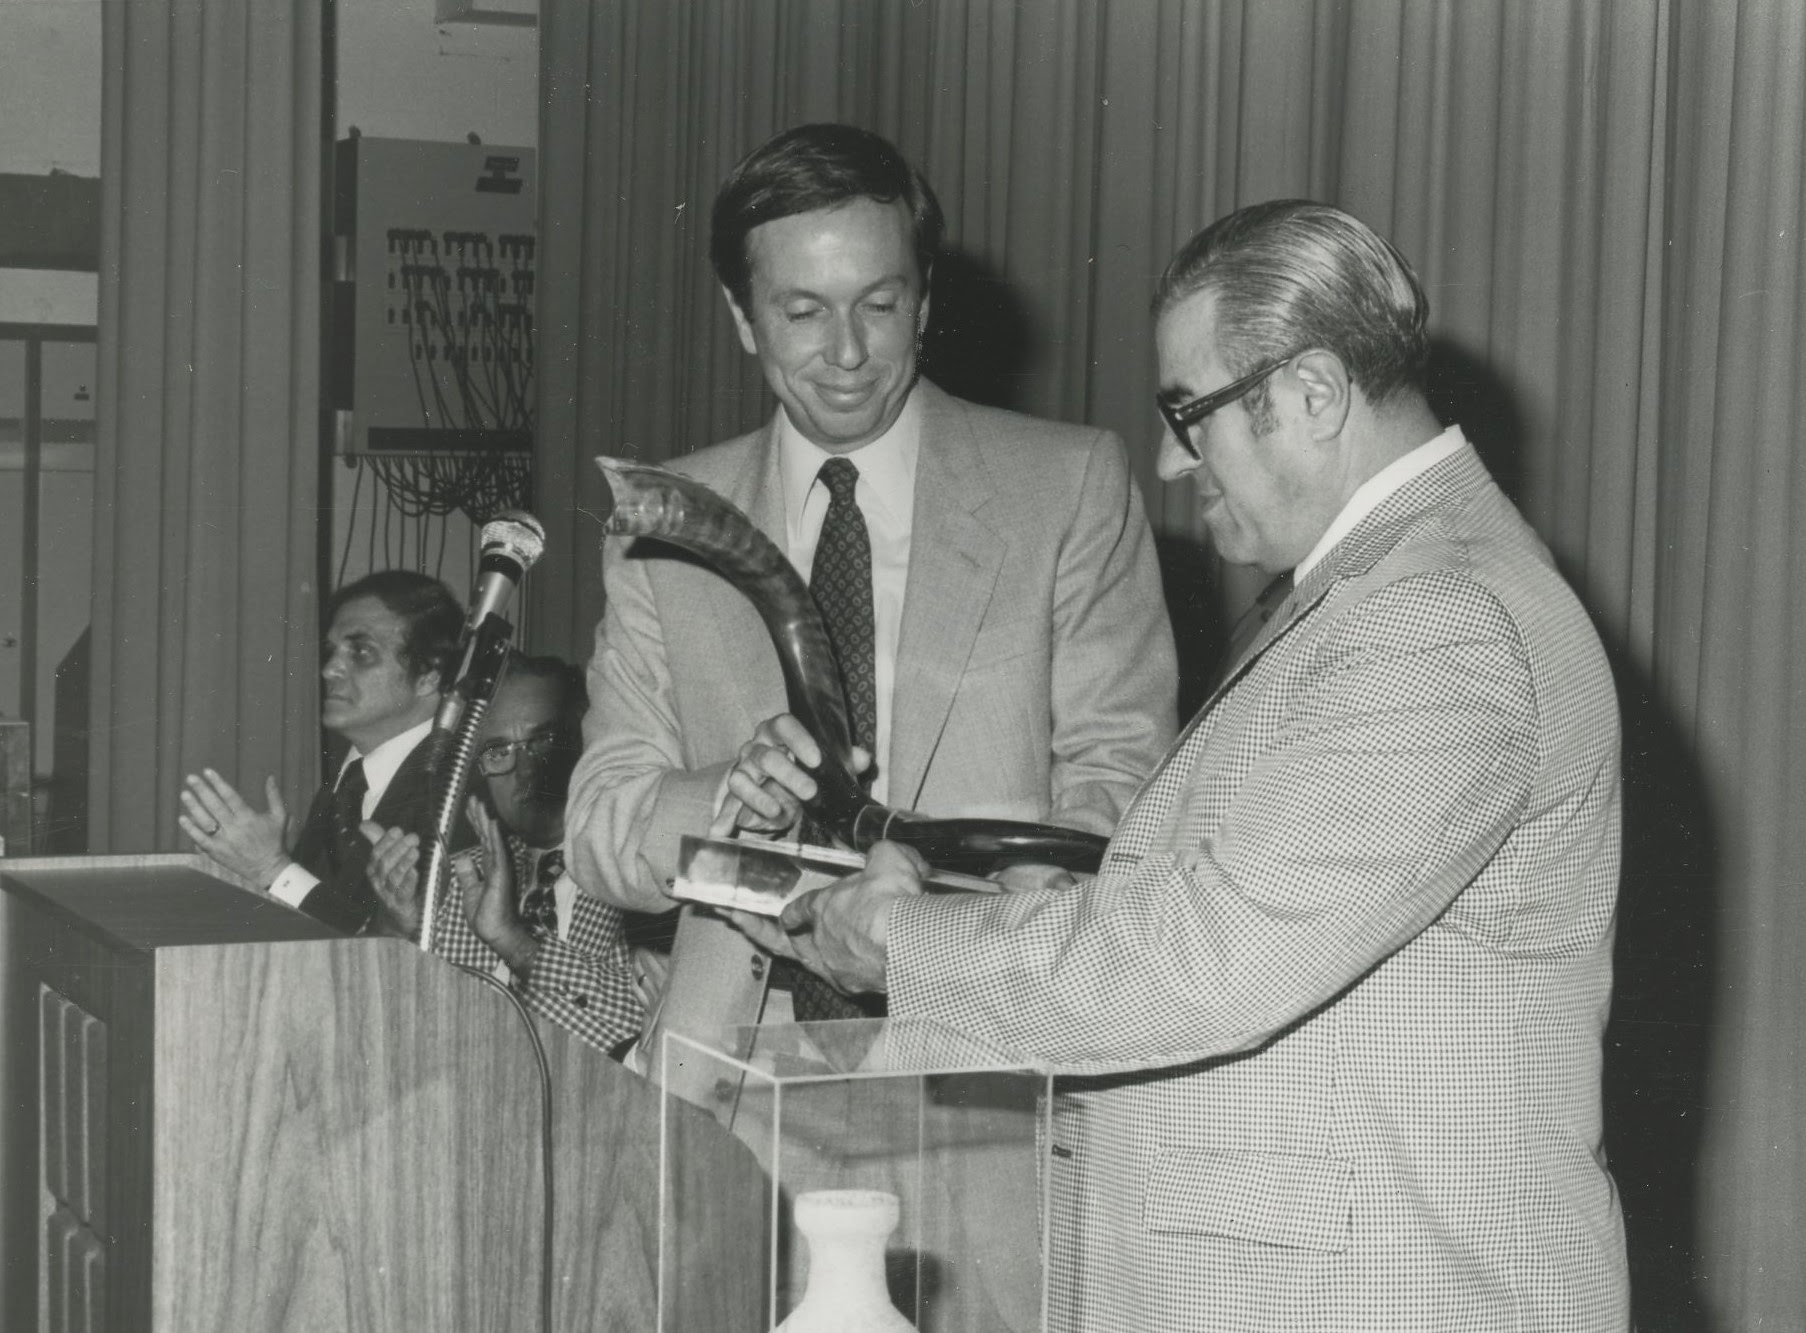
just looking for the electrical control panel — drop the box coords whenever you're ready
[332,136,536,456]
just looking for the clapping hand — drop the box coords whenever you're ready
[179,769,291,887]
[361,822,424,938]
[452,797,540,973]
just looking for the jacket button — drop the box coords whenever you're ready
[750,955,766,980]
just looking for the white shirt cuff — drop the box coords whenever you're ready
[268,862,319,907]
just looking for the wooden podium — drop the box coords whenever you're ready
[0,854,765,1332]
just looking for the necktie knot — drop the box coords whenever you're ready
[818,457,860,505]
[518,847,562,940]
[336,756,367,802]
[537,849,565,889]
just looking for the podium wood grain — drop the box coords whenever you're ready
[2,855,766,1332]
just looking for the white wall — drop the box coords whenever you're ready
[0,0,101,326]
[0,0,102,176]
[338,0,537,146]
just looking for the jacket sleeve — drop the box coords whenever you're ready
[285,785,377,934]
[510,904,644,1058]
[428,861,644,1057]
[1044,430,1179,835]
[564,537,733,913]
[303,746,475,937]
[889,574,1541,1075]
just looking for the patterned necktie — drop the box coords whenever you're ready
[517,848,563,942]
[1216,570,1295,688]
[788,457,884,1023]
[809,457,877,759]
[331,757,368,872]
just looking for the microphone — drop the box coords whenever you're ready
[466,510,547,633]
[433,510,546,734]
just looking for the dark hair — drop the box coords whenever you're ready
[328,570,462,688]
[504,652,587,727]
[710,123,944,314]
[1154,200,1430,408]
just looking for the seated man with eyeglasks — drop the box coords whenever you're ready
[362,653,649,1058]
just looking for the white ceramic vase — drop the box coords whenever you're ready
[774,1189,917,1333]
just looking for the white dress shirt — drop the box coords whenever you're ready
[1295,425,1468,579]
[775,390,922,804]
[268,717,434,906]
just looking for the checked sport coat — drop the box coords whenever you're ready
[428,838,643,1058]
[889,436,1630,1331]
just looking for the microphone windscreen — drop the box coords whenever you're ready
[479,510,546,572]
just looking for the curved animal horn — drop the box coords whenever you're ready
[595,456,1107,874]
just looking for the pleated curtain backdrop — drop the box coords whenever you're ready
[92,0,327,853]
[533,2,1804,1328]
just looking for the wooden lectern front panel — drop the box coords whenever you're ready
[152,939,571,1330]
[40,987,108,1333]
[3,857,769,1332]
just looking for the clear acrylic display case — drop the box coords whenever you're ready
[657,1017,1052,1333]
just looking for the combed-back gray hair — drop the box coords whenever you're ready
[1155,200,1430,408]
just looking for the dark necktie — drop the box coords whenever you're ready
[517,848,563,942]
[786,457,883,1024]
[809,457,877,759]
[1216,570,1295,687]
[331,758,368,873]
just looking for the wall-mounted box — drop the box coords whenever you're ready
[332,136,536,457]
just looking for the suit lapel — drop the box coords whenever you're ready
[369,740,428,825]
[889,387,1005,808]
[1106,443,1491,864]
[703,416,790,737]
[1200,443,1490,716]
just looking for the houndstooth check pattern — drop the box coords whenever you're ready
[889,439,1628,1331]
[430,838,643,1057]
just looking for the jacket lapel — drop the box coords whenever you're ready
[1202,442,1490,713]
[889,386,1005,808]
[1108,443,1491,860]
[702,416,790,737]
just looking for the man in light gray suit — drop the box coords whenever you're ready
[746,202,1629,1330]
[564,124,1177,1068]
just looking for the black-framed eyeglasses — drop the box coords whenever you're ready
[1157,355,1293,460]
[477,730,564,777]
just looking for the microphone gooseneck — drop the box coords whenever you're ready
[420,509,546,953]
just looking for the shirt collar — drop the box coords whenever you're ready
[1295,425,1468,579]
[778,387,922,538]
[344,716,433,802]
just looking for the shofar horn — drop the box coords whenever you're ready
[594,456,1108,874]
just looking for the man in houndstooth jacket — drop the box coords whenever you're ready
[364,654,646,1058]
[742,202,1631,1330]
